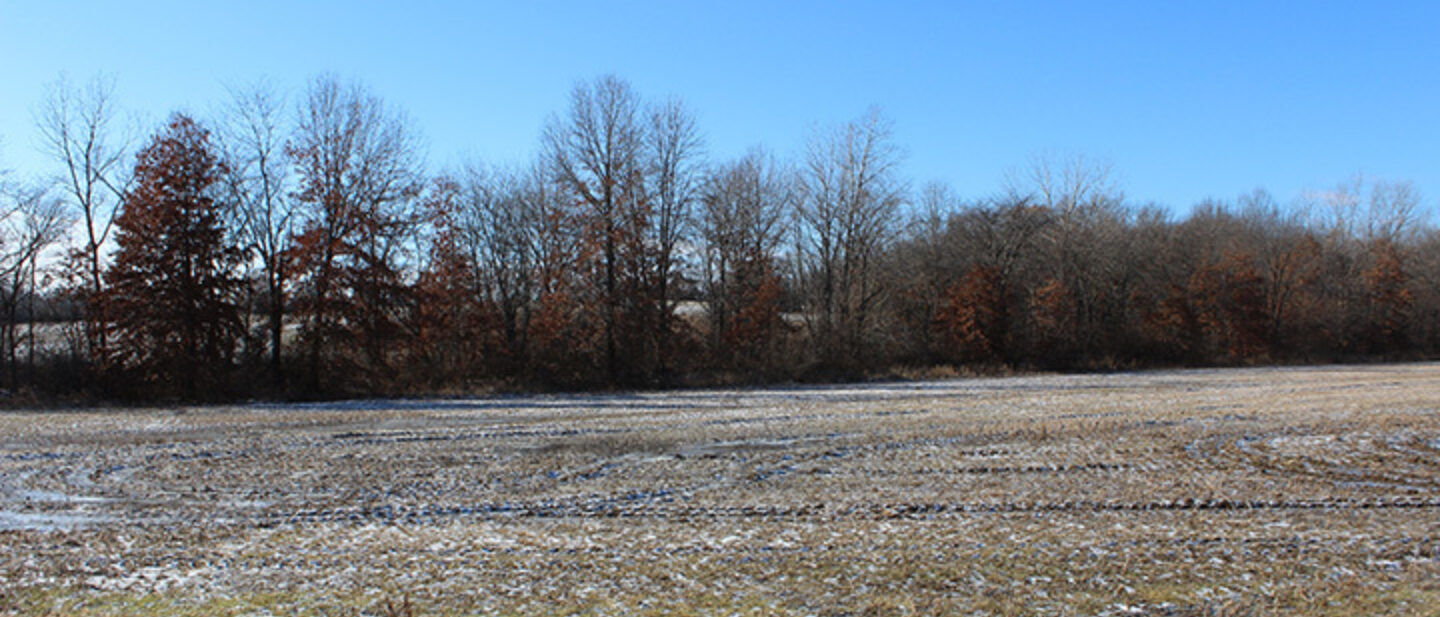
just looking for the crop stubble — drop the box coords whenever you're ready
[1,364,1438,615]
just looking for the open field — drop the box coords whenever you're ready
[2,365,1439,616]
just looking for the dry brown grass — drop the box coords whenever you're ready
[2,363,1439,615]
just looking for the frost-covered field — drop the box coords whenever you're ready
[2,364,1439,616]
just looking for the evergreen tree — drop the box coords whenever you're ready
[100,114,244,399]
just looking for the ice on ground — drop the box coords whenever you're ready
[0,509,112,531]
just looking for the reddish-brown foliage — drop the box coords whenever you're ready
[1190,252,1268,361]
[285,77,423,394]
[526,289,604,387]
[1144,252,1268,363]
[1025,277,1076,365]
[1143,284,1203,358]
[1259,235,1322,352]
[410,179,509,387]
[716,257,787,372]
[932,265,1005,364]
[1362,240,1414,352]
[97,114,244,399]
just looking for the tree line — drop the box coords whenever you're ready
[1,73,1437,402]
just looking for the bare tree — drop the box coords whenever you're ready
[933,192,1054,364]
[700,148,793,367]
[1010,153,1129,364]
[516,159,606,385]
[1234,188,1321,350]
[886,182,960,362]
[1408,228,1440,350]
[0,182,71,387]
[35,75,130,358]
[1295,174,1424,244]
[1010,153,1119,220]
[543,75,649,384]
[1366,179,1423,245]
[1300,175,1364,243]
[288,75,425,394]
[911,182,958,269]
[218,81,295,390]
[420,159,591,385]
[458,163,540,368]
[794,108,906,369]
[646,98,704,374]
[515,162,578,301]
[1295,176,1426,354]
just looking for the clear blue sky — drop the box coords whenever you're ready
[2,1,1438,214]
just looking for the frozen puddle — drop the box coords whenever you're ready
[17,489,111,504]
[1,485,115,531]
[0,509,112,531]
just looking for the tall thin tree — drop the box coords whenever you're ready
[35,76,130,362]
[219,81,296,392]
[795,108,905,370]
[287,75,424,394]
[544,75,648,384]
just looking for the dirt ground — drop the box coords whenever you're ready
[2,364,1438,615]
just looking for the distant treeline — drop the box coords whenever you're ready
[2,74,1437,402]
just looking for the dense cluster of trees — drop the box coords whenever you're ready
[1,74,1437,402]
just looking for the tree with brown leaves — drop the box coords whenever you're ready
[287,75,424,395]
[544,75,701,386]
[98,114,244,400]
